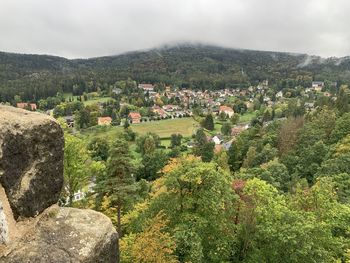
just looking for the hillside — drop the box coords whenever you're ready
[1,44,350,102]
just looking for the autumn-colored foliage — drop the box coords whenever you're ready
[120,212,178,263]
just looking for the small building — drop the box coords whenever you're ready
[16,102,37,111]
[276,91,283,98]
[212,135,224,145]
[163,104,179,112]
[312,81,324,92]
[112,88,122,95]
[219,105,234,118]
[222,140,233,151]
[128,112,141,124]
[98,116,112,126]
[153,106,168,118]
[138,83,154,92]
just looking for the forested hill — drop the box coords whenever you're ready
[1,44,350,102]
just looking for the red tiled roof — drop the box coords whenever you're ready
[16,103,37,111]
[98,117,112,125]
[219,105,234,112]
[128,112,141,119]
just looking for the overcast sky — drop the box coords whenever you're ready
[0,0,349,58]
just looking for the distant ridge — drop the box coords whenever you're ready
[0,43,350,102]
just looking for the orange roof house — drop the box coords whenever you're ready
[16,103,37,111]
[128,112,141,124]
[98,117,112,126]
[219,105,234,117]
[153,106,168,118]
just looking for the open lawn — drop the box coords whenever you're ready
[238,111,256,123]
[83,97,115,106]
[132,117,199,138]
[82,117,199,143]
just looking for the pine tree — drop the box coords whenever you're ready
[95,138,138,236]
[124,117,130,129]
[228,143,239,171]
[201,114,214,130]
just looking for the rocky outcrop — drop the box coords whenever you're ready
[0,106,118,263]
[2,206,119,263]
[0,106,64,218]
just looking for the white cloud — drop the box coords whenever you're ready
[0,0,349,58]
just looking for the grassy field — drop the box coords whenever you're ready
[132,118,198,138]
[83,97,115,106]
[238,111,256,123]
[82,117,199,142]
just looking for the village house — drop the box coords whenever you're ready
[153,106,168,118]
[128,112,142,124]
[112,88,122,95]
[17,102,37,111]
[212,135,224,145]
[163,104,180,112]
[98,116,112,126]
[276,91,283,98]
[219,105,235,118]
[138,83,154,92]
[222,140,233,151]
[312,81,324,92]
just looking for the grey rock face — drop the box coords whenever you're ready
[0,106,119,263]
[0,105,64,218]
[2,207,119,263]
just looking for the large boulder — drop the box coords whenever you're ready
[0,106,119,262]
[0,106,64,218]
[1,206,119,263]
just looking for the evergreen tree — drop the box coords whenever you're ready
[193,129,214,162]
[201,114,214,130]
[170,133,183,148]
[221,122,232,136]
[228,143,240,171]
[123,118,130,129]
[95,138,138,236]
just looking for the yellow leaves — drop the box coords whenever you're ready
[122,200,150,226]
[334,134,350,156]
[120,212,178,263]
[100,195,118,225]
[161,155,200,175]
[150,177,167,198]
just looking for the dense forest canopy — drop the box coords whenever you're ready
[2,44,350,102]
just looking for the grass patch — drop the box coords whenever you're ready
[132,117,199,138]
[83,97,115,106]
[81,117,199,143]
[238,111,256,123]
